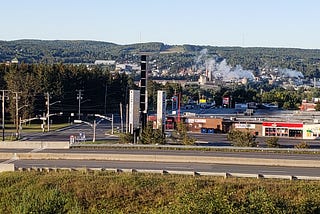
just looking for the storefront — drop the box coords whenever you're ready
[303,124,320,139]
[233,123,262,136]
[148,115,176,130]
[185,117,223,133]
[262,122,303,138]
[166,116,176,130]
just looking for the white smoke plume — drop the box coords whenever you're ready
[195,48,208,64]
[278,68,304,79]
[196,49,255,81]
[212,60,254,81]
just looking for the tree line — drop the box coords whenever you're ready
[0,63,135,123]
[2,61,320,126]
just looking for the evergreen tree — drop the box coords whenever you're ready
[175,122,195,145]
[227,129,257,147]
[140,122,165,144]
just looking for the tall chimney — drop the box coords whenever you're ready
[140,55,148,130]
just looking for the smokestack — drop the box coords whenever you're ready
[208,69,212,82]
[140,55,148,130]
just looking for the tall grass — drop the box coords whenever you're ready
[0,171,320,213]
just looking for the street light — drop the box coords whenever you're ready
[16,104,28,139]
[19,116,41,138]
[74,119,96,142]
[94,114,114,134]
[47,100,61,132]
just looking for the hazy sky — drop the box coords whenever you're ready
[1,0,319,49]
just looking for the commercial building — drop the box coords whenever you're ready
[185,117,224,133]
[303,124,320,139]
[262,122,303,138]
[233,122,262,136]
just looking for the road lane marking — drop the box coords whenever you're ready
[260,170,287,173]
[29,147,46,153]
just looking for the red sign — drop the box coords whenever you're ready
[223,97,229,105]
[262,122,303,128]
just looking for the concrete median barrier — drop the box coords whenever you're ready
[0,163,15,172]
[0,141,70,149]
[1,152,319,168]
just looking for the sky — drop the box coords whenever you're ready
[1,0,320,49]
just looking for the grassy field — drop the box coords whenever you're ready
[160,46,185,54]
[5,123,70,133]
[2,123,70,141]
[1,171,320,213]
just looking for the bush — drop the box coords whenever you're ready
[140,122,166,144]
[294,141,310,149]
[174,122,195,145]
[119,133,134,144]
[265,137,281,148]
[227,130,258,147]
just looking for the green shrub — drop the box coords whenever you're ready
[140,122,166,144]
[173,122,195,145]
[227,129,258,147]
[265,137,281,148]
[294,141,310,149]
[119,133,134,144]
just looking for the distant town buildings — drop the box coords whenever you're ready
[90,56,316,93]
[94,60,115,65]
[11,57,19,64]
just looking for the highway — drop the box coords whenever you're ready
[2,121,319,178]
[1,148,320,160]
[20,122,118,142]
[1,147,320,178]
[19,123,320,148]
[6,159,320,177]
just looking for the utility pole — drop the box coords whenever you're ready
[76,90,84,120]
[46,93,61,132]
[13,91,22,139]
[93,119,96,143]
[120,102,123,133]
[0,90,9,141]
[126,103,128,133]
[178,93,181,123]
[46,92,50,132]
[104,84,107,115]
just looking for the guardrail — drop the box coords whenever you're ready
[11,166,320,181]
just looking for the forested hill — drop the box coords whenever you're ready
[1,39,320,77]
[0,39,169,63]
